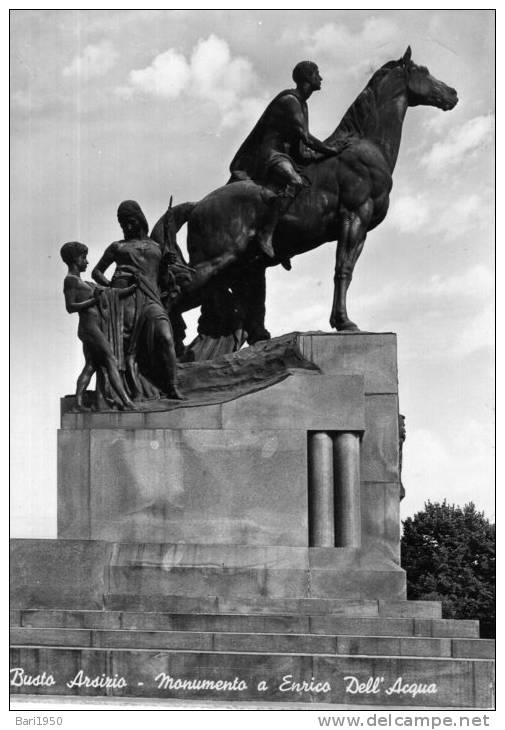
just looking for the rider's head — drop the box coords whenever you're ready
[292,61,321,90]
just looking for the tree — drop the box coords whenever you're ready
[401,500,495,638]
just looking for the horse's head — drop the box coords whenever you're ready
[400,46,458,111]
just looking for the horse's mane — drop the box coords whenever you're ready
[326,60,401,143]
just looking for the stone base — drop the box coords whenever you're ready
[10,538,494,707]
[10,539,406,607]
[12,332,494,706]
[57,333,401,562]
[10,603,494,707]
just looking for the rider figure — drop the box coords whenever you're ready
[229,61,348,258]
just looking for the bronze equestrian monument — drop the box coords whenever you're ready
[10,49,494,707]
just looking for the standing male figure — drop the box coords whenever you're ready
[229,61,348,257]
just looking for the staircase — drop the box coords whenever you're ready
[10,596,494,707]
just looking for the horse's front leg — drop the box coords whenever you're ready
[330,202,371,331]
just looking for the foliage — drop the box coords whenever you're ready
[401,500,495,638]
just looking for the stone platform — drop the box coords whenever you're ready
[10,590,494,707]
[57,333,402,564]
[10,333,495,707]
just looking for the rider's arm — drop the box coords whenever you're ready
[91,242,118,286]
[282,96,347,157]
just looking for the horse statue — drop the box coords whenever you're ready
[151,47,458,360]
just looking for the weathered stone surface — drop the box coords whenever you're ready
[20,610,122,630]
[94,630,214,651]
[361,483,401,564]
[452,639,495,659]
[108,564,405,600]
[107,543,398,572]
[57,430,90,539]
[308,568,405,600]
[335,635,452,658]
[9,646,494,707]
[110,543,312,570]
[381,601,442,619]
[88,429,308,545]
[297,333,398,394]
[10,627,93,648]
[106,543,405,600]
[13,626,490,659]
[309,616,415,637]
[109,564,312,600]
[413,618,480,639]
[310,616,475,639]
[9,538,444,617]
[10,539,111,610]
[106,594,221,614]
[61,404,223,431]
[13,608,481,640]
[361,395,399,482]
[221,373,365,431]
[142,406,222,430]
[119,612,311,634]
[104,593,442,619]
[212,632,337,654]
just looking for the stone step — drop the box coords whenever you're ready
[11,609,479,639]
[107,564,406,601]
[10,627,494,659]
[103,594,442,618]
[9,646,494,707]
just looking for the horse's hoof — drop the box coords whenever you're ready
[247,329,271,344]
[331,317,360,332]
[338,321,360,332]
[167,386,187,401]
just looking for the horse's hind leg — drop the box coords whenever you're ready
[330,202,372,331]
[233,265,270,345]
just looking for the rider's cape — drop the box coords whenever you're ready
[229,88,313,184]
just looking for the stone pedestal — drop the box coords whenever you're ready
[57,333,401,562]
[11,333,494,707]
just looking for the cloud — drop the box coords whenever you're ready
[282,17,401,76]
[129,49,190,98]
[356,263,493,360]
[431,191,493,239]
[387,194,430,233]
[359,264,493,314]
[420,114,493,172]
[386,188,493,241]
[62,40,118,79]
[120,35,266,128]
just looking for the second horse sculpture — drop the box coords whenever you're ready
[153,47,458,359]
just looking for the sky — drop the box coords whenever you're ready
[10,9,494,538]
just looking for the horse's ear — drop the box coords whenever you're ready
[402,46,412,64]
[169,195,173,209]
